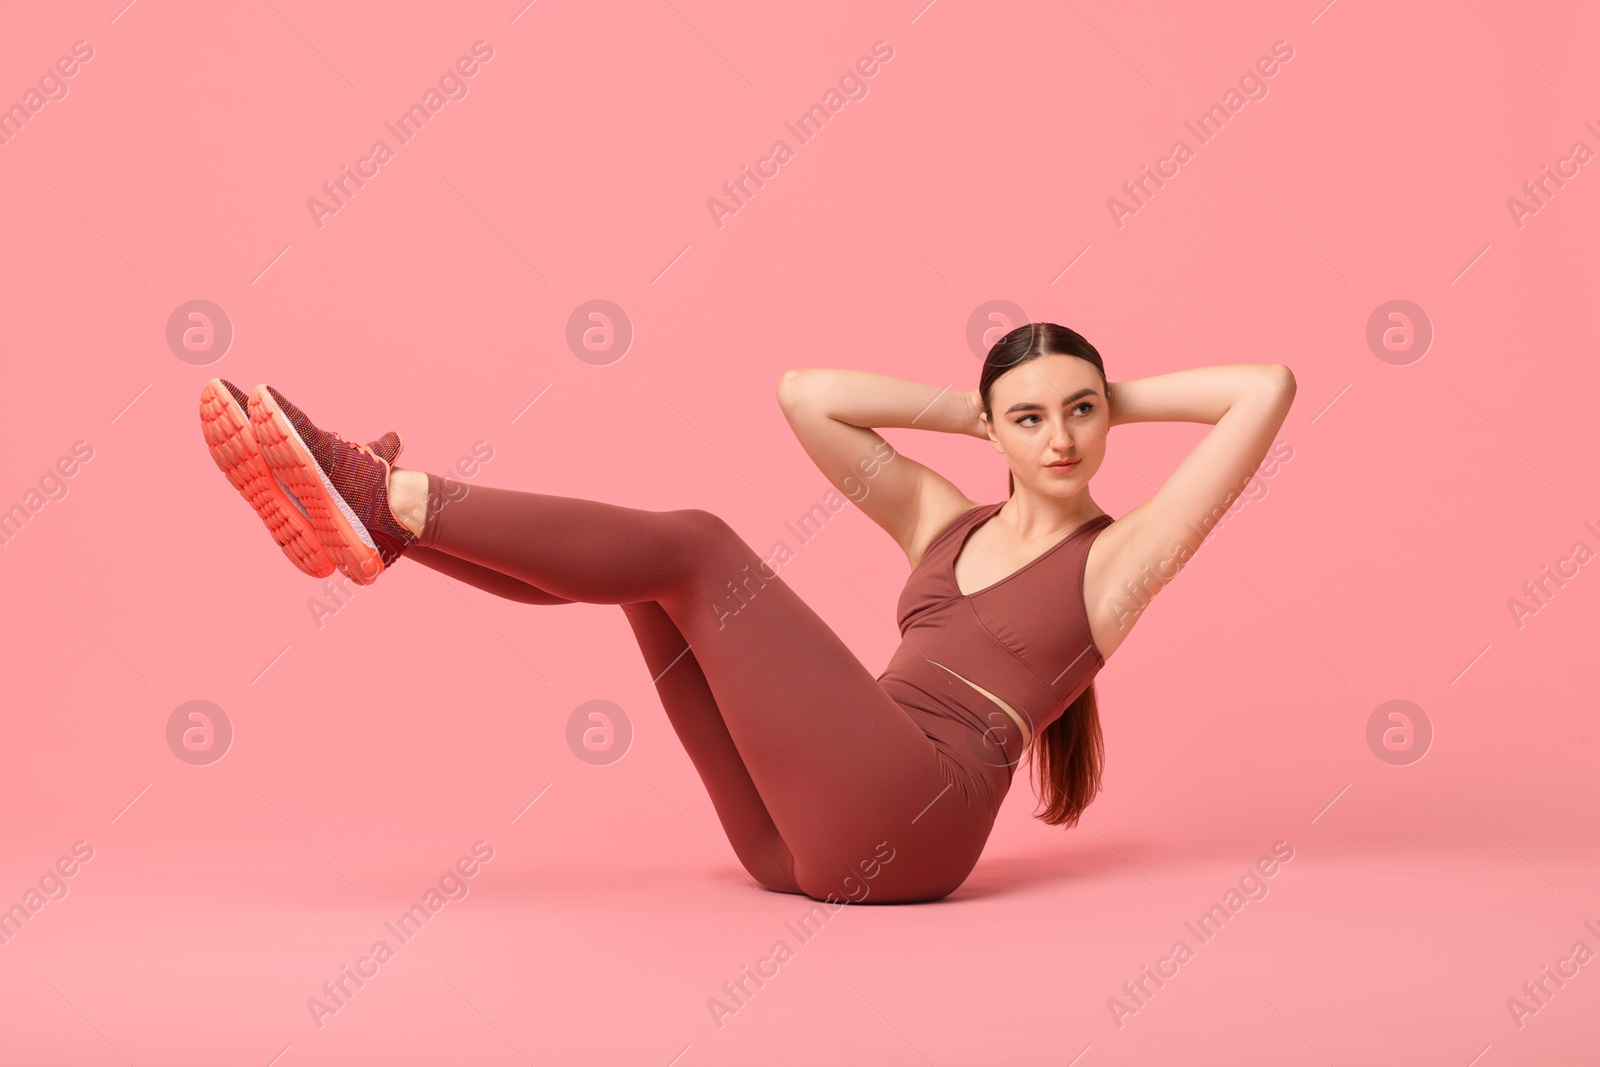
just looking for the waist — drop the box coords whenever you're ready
[927,660,1033,749]
[879,661,1033,776]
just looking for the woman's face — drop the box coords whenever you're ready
[982,353,1109,497]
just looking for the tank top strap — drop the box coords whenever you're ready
[933,502,1001,554]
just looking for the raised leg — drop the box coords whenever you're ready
[406,545,576,605]
[411,473,990,903]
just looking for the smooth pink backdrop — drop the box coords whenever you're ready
[2,0,1597,1064]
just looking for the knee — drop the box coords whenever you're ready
[673,508,755,568]
[675,507,736,541]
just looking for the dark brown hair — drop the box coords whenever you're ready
[978,322,1107,827]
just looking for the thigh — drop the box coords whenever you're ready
[651,511,993,902]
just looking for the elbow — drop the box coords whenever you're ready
[1263,364,1296,422]
[1262,363,1296,400]
[776,369,813,410]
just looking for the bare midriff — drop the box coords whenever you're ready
[928,660,1033,749]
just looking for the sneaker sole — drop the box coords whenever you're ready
[199,379,335,578]
[249,385,388,586]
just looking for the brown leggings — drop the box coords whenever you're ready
[409,474,994,904]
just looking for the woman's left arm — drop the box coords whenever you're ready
[1107,363,1293,428]
[1092,363,1296,652]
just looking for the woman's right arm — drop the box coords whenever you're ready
[775,369,984,563]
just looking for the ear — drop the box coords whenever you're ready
[982,416,1005,453]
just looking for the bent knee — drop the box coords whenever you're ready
[673,508,759,573]
[675,507,737,541]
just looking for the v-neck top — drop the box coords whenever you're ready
[876,500,1115,812]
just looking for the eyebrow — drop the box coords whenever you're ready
[1004,388,1100,414]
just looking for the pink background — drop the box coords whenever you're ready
[3,0,1597,1063]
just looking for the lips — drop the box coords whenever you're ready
[1046,460,1079,469]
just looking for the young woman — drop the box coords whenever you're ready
[198,322,1295,905]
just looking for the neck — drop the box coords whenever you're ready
[1000,491,1103,538]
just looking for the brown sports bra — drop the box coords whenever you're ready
[877,500,1114,765]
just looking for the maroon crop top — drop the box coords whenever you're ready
[876,501,1115,805]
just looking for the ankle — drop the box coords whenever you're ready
[386,467,429,538]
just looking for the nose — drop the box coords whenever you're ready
[1050,418,1073,453]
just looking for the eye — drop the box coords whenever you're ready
[1073,402,1094,417]
[1015,414,1042,426]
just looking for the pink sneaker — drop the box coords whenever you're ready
[200,378,336,577]
[248,383,417,586]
